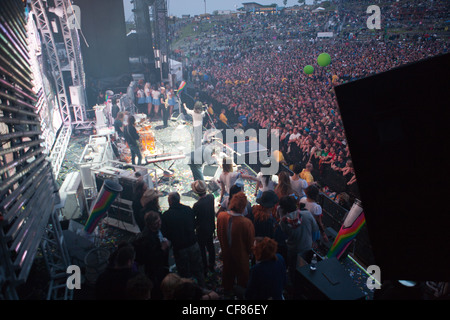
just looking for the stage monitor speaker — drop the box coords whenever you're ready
[69,85,85,106]
[58,172,86,220]
[203,165,219,178]
[334,53,450,282]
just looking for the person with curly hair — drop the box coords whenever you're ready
[217,192,255,296]
[245,237,287,300]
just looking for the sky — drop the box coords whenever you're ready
[123,0,315,20]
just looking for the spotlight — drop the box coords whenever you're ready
[48,7,64,18]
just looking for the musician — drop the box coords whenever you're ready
[144,82,152,117]
[111,98,120,120]
[151,85,161,119]
[187,139,219,182]
[161,87,170,128]
[114,112,125,139]
[184,101,207,152]
[164,87,176,127]
[124,115,142,165]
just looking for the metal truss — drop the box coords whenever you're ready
[48,124,72,179]
[31,0,72,125]
[54,0,85,88]
[40,208,73,300]
[54,0,91,128]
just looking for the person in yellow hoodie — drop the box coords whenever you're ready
[300,162,315,186]
[219,108,228,127]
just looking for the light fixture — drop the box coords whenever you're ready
[48,7,64,18]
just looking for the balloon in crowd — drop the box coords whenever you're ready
[303,65,314,75]
[317,53,331,67]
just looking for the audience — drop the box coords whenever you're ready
[300,185,329,243]
[132,211,170,300]
[126,273,153,300]
[179,1,447,200]
[245,237,287,300]
[252,190,287,261]
[217,192,255,297]
[95,244,140,300]
[278,195,320,283]
[191,180,216,274]
[161,273,220,300]
[161,192,205,287]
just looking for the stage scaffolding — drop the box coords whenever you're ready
[0,0,71,300]
[31,0,93,130]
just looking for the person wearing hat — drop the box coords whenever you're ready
[252,190,287,261]
[141,188,163,216]
[191,180,216,274]
[254,160,277,200]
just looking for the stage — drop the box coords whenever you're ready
[59,115,261,217]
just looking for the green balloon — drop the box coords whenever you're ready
[304,65,314,74]
[317,53,331,67]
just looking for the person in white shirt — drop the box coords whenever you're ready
[218,157,258,203]
[144,82,152,116]
[299,185,329,242]
[151,86,161,118]
[288,128,301,143]
[290,163,309,200]
[254,163,277,200]
[184,101,207,152]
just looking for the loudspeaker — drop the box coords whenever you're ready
[73,0,129,80]
[203,165,219,178]
[69,85,85,106]
[334,53,450,282]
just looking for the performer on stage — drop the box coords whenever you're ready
[161,87,170,128]
[184,101,207,153]
[136,84,146,115]
[187,139,219,182]
[114,112,125,139]
[144,82,152,117]
[166,87,176,122]
[124,115,142,165]
[152,85,161,119]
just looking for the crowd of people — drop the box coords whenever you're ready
[95,162,330,300]
[170,0,448,203]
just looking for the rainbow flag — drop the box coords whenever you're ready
[176,80,186,97]
[84,182,122,234]
[327,201,366,259]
